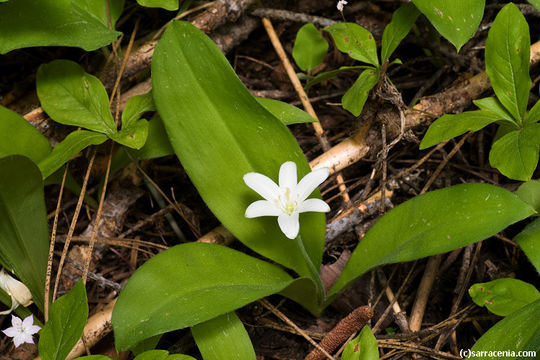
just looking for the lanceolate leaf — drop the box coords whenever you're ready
[292,23,328,72]
[471,299,540,356]
[485,3,531,123]
[341,326,379,360]
[0,156,49,311]
[420,110,505,150]
[526,99,540,125]
[305,66,371,90]
[473,97,515,124]
[412,0,484,52]
[152,21,325,277]
[381,3,420,61]
[192,312,256,360]
[325,23,379,66]
[341,68,379,116]
[0,0,121,54]
[256,98,317,125]
[327,184,535,302]
[489,124,540,181]
[514,217,540,273]
[516,180,540,212]
[112,243,295,351]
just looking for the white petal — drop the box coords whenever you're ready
[2,327,17,337]
[11,315,22,327]
[243,172,280,201]
[295,167,329,202]
[278,213,300,239]
[245,200,282,218]
[13,334,25,347]
[299,198,330,213]
[27,324,41,335]
[22,315,34,328]
[279,161,297,190]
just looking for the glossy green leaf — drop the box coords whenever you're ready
[529,0,540,11]
[136,0,178,10]
[0,0,121,54]
[305,66,371,90]
[514,217,540,273]
[122,92,155,128]
[126,115,173,160]
[489,124,540,181]
[0,105,51,163]
[293,23,328,72]
[39,280,88,360]
[412,0,484,52]
[381,3,420,61]
[469,278,540,316]
[516,180,540,213]
[279,277,320,316]
[152,21,325,277]
[420,110,503,150]
[342,326,379,360]
[325,23,379,66]
[134,351,195,360]
[0,156,49,311]
[327,183,535,301]
[72,0,125,28]
[37,60,116,134]
[342,68,379,116]
[192,312,256,360]
[112,243,295,351]
[471,299,540,358]
[485,3,530,123]
[131,335,162,356]
[38,131,108,179]
[109,119,149,150]
[256,98,317,125]
[526,100,540,125]
[473,97,515,124]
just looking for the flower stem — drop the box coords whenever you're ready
[296,235,325,304]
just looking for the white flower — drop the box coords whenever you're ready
[244,161,330,239]
[337,0,348,11]
[0,269,33,315]
[2,315,40,347]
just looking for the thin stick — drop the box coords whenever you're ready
[261,17,351,203]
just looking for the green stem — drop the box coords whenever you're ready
[295,235,325,304]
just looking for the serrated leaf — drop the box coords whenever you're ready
[342,326,379,360]
[473,97,515,124]
[112,243,295,351]
[39,280,88,360]
[342,68,379,116]
[514,217,540,273]
[0,156,49,311]
[0,0,121,54]
[292,23,328,72]
[420,110,504,150]
[325,23,379,66]
[192,312,256,360]
[37,60,116,134]
[485,3,530,123]
[469,278,540,316]
[0,105,51,163]
[136,0,178,10]
[471,299,540,357]
[256,97,317,125]
[327,183,535,302]
[152,21,325,278]
[381,3,420,61]
[489,124,540,181]
[412,0,484,52]
[38,130,108,179]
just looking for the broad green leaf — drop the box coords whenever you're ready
[126,115,173,160]
[489,124,540,181]
[420,110,503,150]
[292,23,329,72]
[256,98,317,125]
[516,180,540,213]
[122,92,156,129]
[108,119,149,150]
[75,356,112,360]
[136,0,178,10]
[0,156,49,311]
[381,3,420,61]
[38,131,108,179]
[0,105,51,163]
[72,0,125,28]
[131,335,161,356]
[325,23,379,66]
[279,277,321,316]
[305,66,372,90]
[134,351,195,360]
[473,97,515,124]
[327,184,535,301]
[39,280,88,360]
[112,243,295,351]
[192,312,256,360]
[342,326,379,360]
[469,278,540,316]
[485,3,530,123]
[526,99,540,125]
[37,60,116,134]
[152,21,325,278]
[412,0,484,52]
[514,217,540,273]
[0,0,121,54]
[529,0,540,11]
[471,299,540,358]
[342,68,379,116]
